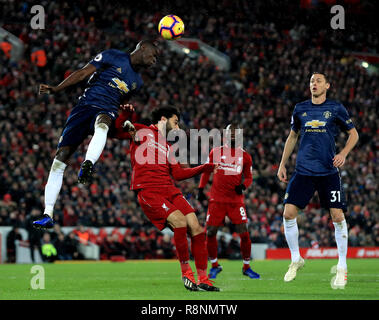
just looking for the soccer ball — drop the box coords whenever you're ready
[158,15,185,40]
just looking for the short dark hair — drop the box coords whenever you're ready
[136,39,160,54]
[225,122,242,131]
[311,72,329,83]
[152,106,180,124]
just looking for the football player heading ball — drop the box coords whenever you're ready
[33,40,160,230]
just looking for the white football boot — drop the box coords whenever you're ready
[332,266,347,289]
[284,257,305,282]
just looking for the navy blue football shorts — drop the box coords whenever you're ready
[283,172,347,212]
[57,103,118,148]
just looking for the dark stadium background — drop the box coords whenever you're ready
[0,0,377,263]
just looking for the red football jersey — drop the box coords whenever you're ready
[112,112,214,190]
[199,146,253,203]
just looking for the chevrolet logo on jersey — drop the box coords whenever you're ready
[305,120,326,128]
[111,78,129,94]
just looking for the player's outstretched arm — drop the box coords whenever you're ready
[39,63,96,94]
[170,163,216,181]
[277,130,299,183]
[333,127,359,167]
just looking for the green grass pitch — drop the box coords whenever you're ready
[0,259,377,300]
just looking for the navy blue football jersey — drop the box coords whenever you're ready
[291,99,355,176]
[78,49,143,113]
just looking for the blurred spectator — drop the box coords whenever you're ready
[120,233,138,259]
[268,231,287,248]
[101,234,124,259]
[6,226,22,263]
[156,234,175,259]
[54,232,72,260]
[64,231,84,260]
[25,209,43,263]
[0,36,12,59]
[218,235,229,259]
[250,229,266,244]
[41,232,57,263]
[74,224,90,245]
[0,194,17,211]
[227,233,241,259]
[50,224,63,243]
[30,46,47,68]
[298,236,311,248]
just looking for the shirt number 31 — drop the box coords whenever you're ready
[330,191,341,202]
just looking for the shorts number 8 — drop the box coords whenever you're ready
[240,207,247,220]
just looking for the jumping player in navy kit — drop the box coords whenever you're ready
[277,72,359,288]
[33,40,160,229]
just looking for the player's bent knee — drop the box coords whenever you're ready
[95,114,112,129]
[330,208,345,222]
[167,210,187,229]
[283,204,299,220]
[185,212,204,236]
[95,119,110,132]
[55,146,75,164]
[51,158,67,172]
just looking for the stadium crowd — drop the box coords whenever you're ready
[0,0,378,262]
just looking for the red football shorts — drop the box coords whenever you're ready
[206,200,248,226]
[137,186,195,231]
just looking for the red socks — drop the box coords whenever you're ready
[191,232,208,280]
[240,231,251,270]
[206,234,219,267]
[173,227,190,274]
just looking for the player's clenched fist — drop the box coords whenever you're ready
[277,165,288,183]
[120,103,135,112]
[39,84,56,94]
[122,120,136,140]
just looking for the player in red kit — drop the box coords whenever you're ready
[197,123,260,279]
[112,106,220,292]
